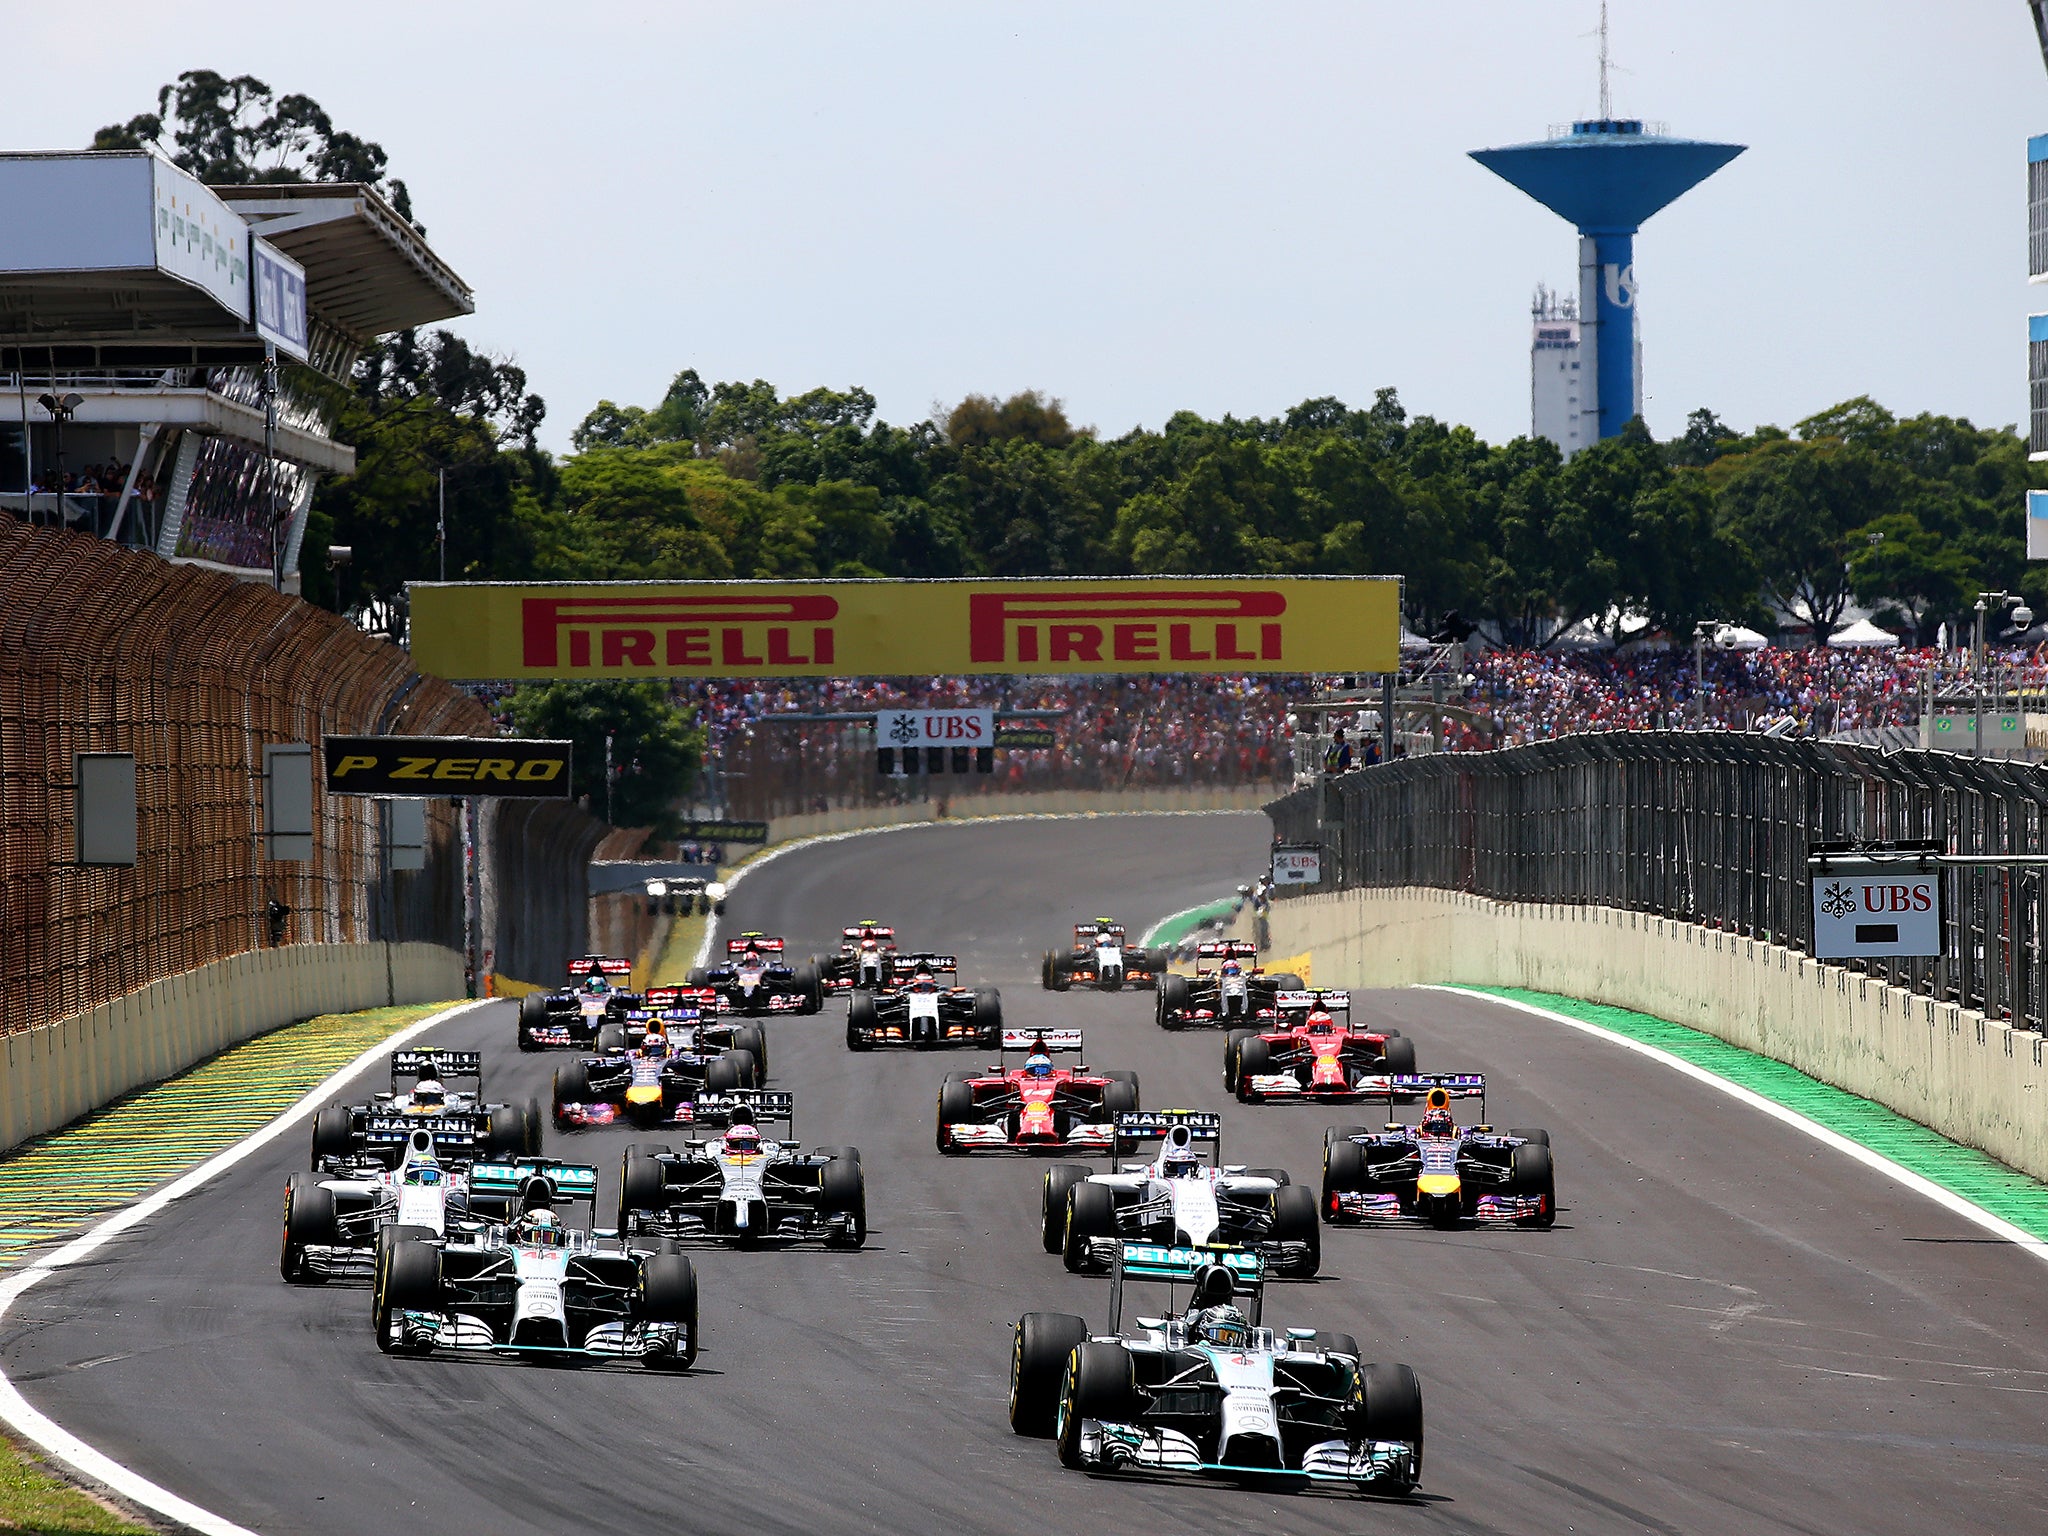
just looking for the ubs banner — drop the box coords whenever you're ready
[407,577,1401,680]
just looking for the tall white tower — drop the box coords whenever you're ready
[1530,284,1592,459]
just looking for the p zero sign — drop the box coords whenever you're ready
[405,577,1401,680]
[323,736,573,797]
[1810,869,1942,959]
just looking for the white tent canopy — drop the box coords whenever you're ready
[1706,623,1769,652]
[1827,617,1899,649]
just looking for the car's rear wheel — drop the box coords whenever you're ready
[973,987,1003,1046]
[1325,1123,1371,1150]
[846,990,877,1052]
[596,1023,629,1054]
[552,1062,592,1119]
[1158,972,1191,1028]
[1509,1127,1551,1147]
[1380,1036,1417,1075]
[1268,972,1305,991]
[1041,1164,1091,1253]
[1010,1312,1088,1436]
[310,1106,353,1163]
[704,1055,742,1095]
[795,962,824,1014]
[517,992,548,1050]
[1243,1166,1290,1186]
[1063,1182,1116,1272]
[1100,1077,1138,1116]
[1322,1139,1367,1223]
[732,1025,769,1078]
[620,1146,666,1231]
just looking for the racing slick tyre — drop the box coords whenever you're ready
[704,1055,743,1095]
[1057,1342,1142,1468]
[517,992,548,1050]
[1010,1311,1089,1436]
[310,1106,354,1164]
[374,1222,435,1275]
[816,1145,862,1165]
[620,1147,667,1232]
[1325,1124,1371,1151]
[972,987,1003,1047]
[846,990,878,1051]
[1380,1036,1417,1075]
[637,1253,699,1369]
[1271,1183,1322,1275]
[1223,1029,1258,1090]
[1508,1127,1551,1147]
[1101,1071,1139,1115]
[552,1062,592,1121]
[488,1102,538,1159]
[280,1175,336,1283]
[1043,951,1071,992]
[685,968,709,987]
[596,1023,629,1054]
[732,1025,769,1079]
[795,962,825,1015]
[1268,973,1305,991]
[1158,972,1191,1029]
[936,1080,974,1153]
[1041,1164,1092,1253]
[723,1048,761,1090]
[1062,1181,1117,1273]
[821,1154,867,1248]
[1511,1143,1556,1228]
[1311,1330,1362,1360]
[1321,1139,1368,1224]
[1244,1167,1291,1186]
[373,1237,441,1354]
[1358,1361,1424,1484]
[1233,1036,1273,1102]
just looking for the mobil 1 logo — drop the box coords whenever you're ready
[1810,872,1941,959]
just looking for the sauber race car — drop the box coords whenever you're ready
[372,1164,698,1369]
[516,956,643,1050]
[813,919,901,993]
[1225,991,1416,1103]
[846,954,1003,1050]
[686,934,824,1015]
[1321,1075,1555,1229]
[1046,1110,1319,1276]
[1042,919,1160,991]
[935,1030,1138,1153]
[550,1018,769,1130]
[616,1092,866,1249]
[309,1050,541,1169]
[1156,941,1306,1029]
[1008,1242,1422,1492]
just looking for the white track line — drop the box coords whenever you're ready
[0,998,491,1536]
[1138,897,1237,950]
[1423,984,2048,1268]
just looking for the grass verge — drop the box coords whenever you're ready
[0,1428,152,1534]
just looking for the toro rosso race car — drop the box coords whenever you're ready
[814,919,900,993]
[1042,919,1160,991]
[1320,1075,1555,1229]
[687,934,823,1015]
[1044,1110,1319,1276]
[516,956,643,1050]
[935,1030,1139,1154]
[372,1164,698,1369]
[550,1018,769,1130]
[617,1091,866,1249]
[1009,1243,1421,1492]
[1156,942,1306,1029]
[309,1050,541,1169]
[1225,992,1416,1103]
[846,954,1003,1050]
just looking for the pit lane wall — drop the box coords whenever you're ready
[0,942,462,1153]
[1269,888,2048,1183]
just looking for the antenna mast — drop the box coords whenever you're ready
[1598,1,1612,119]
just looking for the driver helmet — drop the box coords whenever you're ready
[1306,1009,1336,1032]
[517,1208,561,1246]
[1220,959,1243,978]
[1023,1052,1055,1078]
[911,977,940,994]
[581,974,609,994]
[1194,1303,1250,1350]
[641,1032,670,1061]
[723,1122,762,1156]
[1163,1143,1203,1178]
[410,1078,446,1111]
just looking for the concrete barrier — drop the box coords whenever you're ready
[1269,887,2048,1182]
[0,942,464,1154]
[765,785,1272,843]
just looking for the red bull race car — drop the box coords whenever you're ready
[845,954,1004,1050]
[1155,941,1306,1029]
[1042,919,1161,991]
[813,919,900,993]
[515,957,644,1050]
[551,1015,769,1130]
[935,1030,1140,1154]
[1320,1075,1555,1229]
[1224,991,1416,1103]
[686,934,824,1015]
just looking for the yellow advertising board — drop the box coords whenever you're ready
[407,576,1401,681]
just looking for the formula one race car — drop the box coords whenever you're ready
[1044,1110,1319,1276]
[935,1030,1139,1153]
[516,956,643,1050]
[309,1050,541,1169]
[1042,919,1161,991]
[1224,991,1416,1103]
[686,934,824,1015]
[1156,941,1309,1029]
[550,1018,769,1130]
[1008,1242,1421,1491]
[1321,1075,1554,1229]
[616,1092,866,1248]
[372,1164,698,1368]
[813,919,900,993]
[846,954,1003,1050]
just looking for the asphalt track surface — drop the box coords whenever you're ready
[7,813,2048,1535]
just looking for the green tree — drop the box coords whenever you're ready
[1847,511,1974,641]
[506,682,702,833]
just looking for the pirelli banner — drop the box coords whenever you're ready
[407,577,1401,680]
[323,736,574,797]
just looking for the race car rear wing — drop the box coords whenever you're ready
[361,1113,481,1157]
[727,935,786,954]
[1193,939,1260,975]
[1379,1072,1487,1116]
[389,1049,483,1091]
[1109,1241,1265,1332]
[689,1089,795,1134]
[1110,1109,1222,1160]
[1000,1028,1082,1053]
[467,1157,600,1216]
[1075,922,1127,941]
[842,925,896,941]
[1275,989,1350,1013]
[639,985,716,1010]
[893,953,958,976]
[566,956,634,977]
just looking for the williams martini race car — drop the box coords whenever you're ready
[846,954,1003,1050]
[516,956,643,1050]
[1156,941,1306,1029]
[1321,1075,1555,1229]
[1008,1242,1421,1492]
[1224,992,1416,1103]
[687,934,824,1015]
[935,1030,1138,1153]
[1045,1110,1319,1276]
[617,1091,867,1248]
[813,919,901,993]
[309,1050,541,1169]
[372,1163,699,1369]
[1041,919,1161,991]
[550,1019,768,1130]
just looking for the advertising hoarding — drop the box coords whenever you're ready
[875,709,996,747]
[1810,871,1941,959]
[252,238,309,360]
[151,157,250,321]
[1272,845,1322,885]
[323,736,573,797]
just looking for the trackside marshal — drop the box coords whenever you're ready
[406,577,1402,681]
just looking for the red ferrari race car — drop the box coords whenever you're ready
[1223,991,1417,1103]
[935,1030,1140,1154]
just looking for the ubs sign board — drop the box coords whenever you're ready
[1810,872,1942,959]
[1272,845,1323,885]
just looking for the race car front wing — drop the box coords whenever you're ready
[1077,1419,1418,1489]
[1330,1190,1546,1223]
[942,1121,1117,1152]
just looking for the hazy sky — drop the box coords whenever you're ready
[7,3,2044,454]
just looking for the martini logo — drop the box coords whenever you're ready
[521,593,838,671]
[1603,262,1637,309]
[968,589,1286,665]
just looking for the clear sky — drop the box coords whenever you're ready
[6,2,2043,454]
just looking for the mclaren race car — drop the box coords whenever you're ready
[1224,991,1416,1102]
[846,954,1003,1050]
[814,919,900,993]
[550,1018,768,1130]
[1042,919,1160,991]
[515,956,643,1050]
[371,1164,698,1368]
[1008,1242,1421,1492]
[687,934,824,1015]
[309,1050,541,1169]
[1156,941,1306,1029]
[616,1092,866,1248]
[935,1030,1138,1153]
[1321,1075,1555,1229]
[1045,1110,1319,1276]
